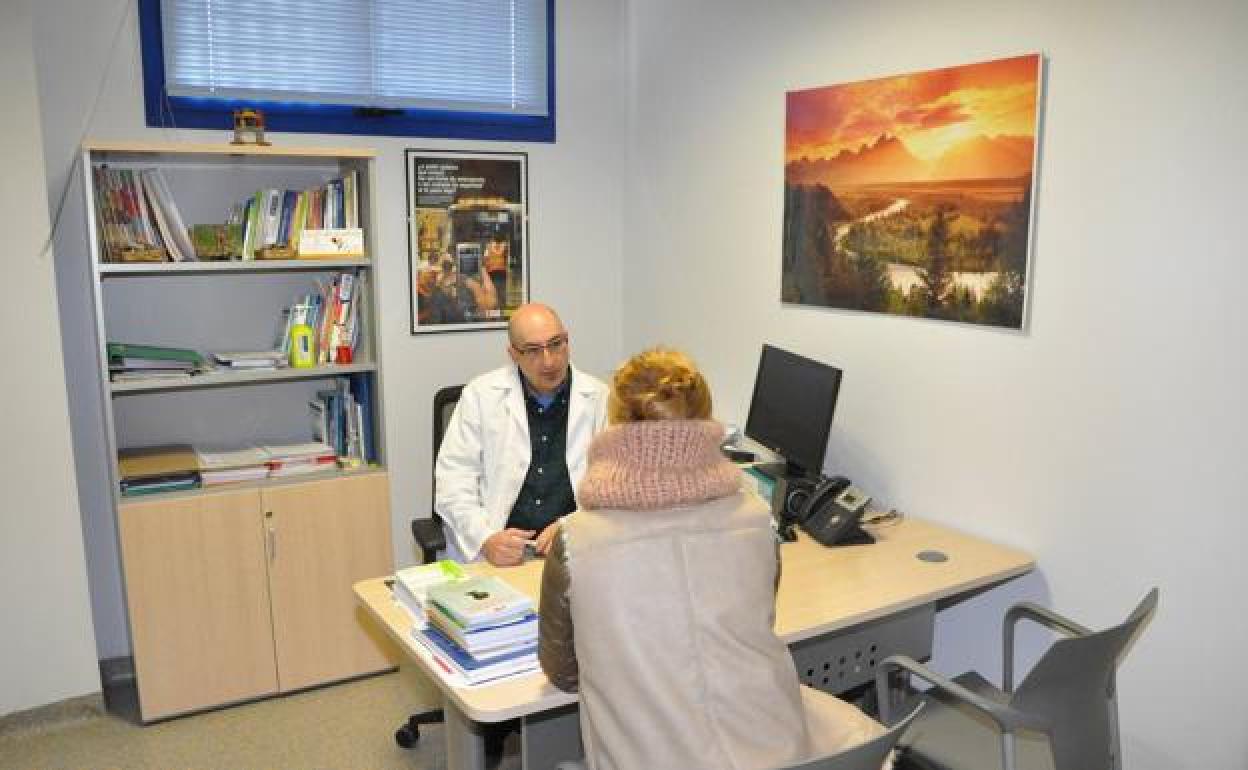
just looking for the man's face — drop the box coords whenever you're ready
[508,312,570,395]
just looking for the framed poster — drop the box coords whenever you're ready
[783,54,1042,329]
[406,150,530,334]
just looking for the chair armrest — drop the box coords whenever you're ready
[411,517,446,564]
[875,655,1048,733]
[1003,602,1093,690]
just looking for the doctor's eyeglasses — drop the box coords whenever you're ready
[513,334,568,359]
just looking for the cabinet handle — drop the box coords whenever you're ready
[267,525,277,562]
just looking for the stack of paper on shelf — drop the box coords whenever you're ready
[262,441,338,477]
[194,445,271,486]
[212,351,286,370]
[414,576,539,686]
[392,560,468,623]
[117,444,200,496]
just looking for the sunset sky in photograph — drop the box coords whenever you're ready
[786,54,1040,164]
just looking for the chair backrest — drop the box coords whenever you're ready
[782,704,922,770]
[431,384,464,511]
[1010,588,1158,770]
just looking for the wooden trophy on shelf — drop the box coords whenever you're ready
[231,108,270,146]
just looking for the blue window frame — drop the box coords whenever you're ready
[138,0,556,142]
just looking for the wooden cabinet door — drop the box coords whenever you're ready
[263,472,396,691]
[119,489,277,721]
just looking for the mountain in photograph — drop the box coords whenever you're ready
[785,132,1034,186]
[786,134,925,186]
[927,134,1034,181]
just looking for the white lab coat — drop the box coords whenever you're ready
[434,364,609,561]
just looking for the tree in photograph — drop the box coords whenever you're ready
[919,205,953,312]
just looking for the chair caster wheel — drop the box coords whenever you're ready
[395,723,420,749]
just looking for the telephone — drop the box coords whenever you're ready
[788,475,875,546]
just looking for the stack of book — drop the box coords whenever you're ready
[263,441,338,478]
[117,444,200,496]
[194,445,271,486]
[211,351,286,371]
[276,271,364,365]
[108,342,205,382]
[392,560,469,622]
[92,165,197,263]
[229,171,361,260]
[415,576,540,686]
[310,376,375,466]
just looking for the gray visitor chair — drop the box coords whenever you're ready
[874,588,1158,770]
[553,705,922,770]
[781,702,923,770]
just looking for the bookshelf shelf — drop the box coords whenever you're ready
[99,258,372,276]
[119,465,386,503]
[75,141,394,722]
[109,361,378,394]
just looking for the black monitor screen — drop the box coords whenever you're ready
[744,345,841,477]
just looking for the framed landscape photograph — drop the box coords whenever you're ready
[783,54,1042,329]
[406,149,530,334]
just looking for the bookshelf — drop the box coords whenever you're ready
[79,141,396,722]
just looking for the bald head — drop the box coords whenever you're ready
[508,303,564,346]
[507,303,571,395]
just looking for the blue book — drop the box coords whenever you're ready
[277,189,296,245]
[428,604,537,654]
[414,627,537,685]
[350,373,375,464]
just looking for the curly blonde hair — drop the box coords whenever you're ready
[608,348,712,423]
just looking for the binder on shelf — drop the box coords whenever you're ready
[118,444,199,480]
[107,343,204,365]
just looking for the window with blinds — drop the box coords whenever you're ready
[139,0,556,141]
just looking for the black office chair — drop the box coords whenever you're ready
[875,588,1158,770]
[409,384,462,564]
[394,384,461,749]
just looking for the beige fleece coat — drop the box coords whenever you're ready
[538,421,883,770]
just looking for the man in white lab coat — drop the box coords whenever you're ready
[435,303,609,565]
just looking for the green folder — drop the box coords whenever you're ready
[107,343,204,364]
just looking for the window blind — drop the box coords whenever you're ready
[161,0,549,116]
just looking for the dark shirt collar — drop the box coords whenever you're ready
[519,367,571,409]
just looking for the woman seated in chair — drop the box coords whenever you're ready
[539,348,884,770]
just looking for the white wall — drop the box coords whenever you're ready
[34,0,626,659]
[0,0,100,714]
[621,0,1247,767]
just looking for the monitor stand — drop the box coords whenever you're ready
[753,460,817,483]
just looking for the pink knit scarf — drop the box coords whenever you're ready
[576,420,741,511]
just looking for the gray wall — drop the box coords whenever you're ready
[620,0,1247,767]
[0,0,100,715]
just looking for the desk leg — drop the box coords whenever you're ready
[521,703,581,769]
[443,696,486,770]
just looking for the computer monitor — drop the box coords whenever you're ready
[744,345,842,480]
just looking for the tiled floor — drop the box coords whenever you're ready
[0,669,521,770]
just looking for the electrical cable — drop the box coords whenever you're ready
[38,0,135,259]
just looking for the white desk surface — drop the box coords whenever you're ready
[354,516,1033,723]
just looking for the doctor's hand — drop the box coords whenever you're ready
[534,521,561,556]
[482,528,537,567]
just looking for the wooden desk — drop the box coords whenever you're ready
[355,517,1033,770]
